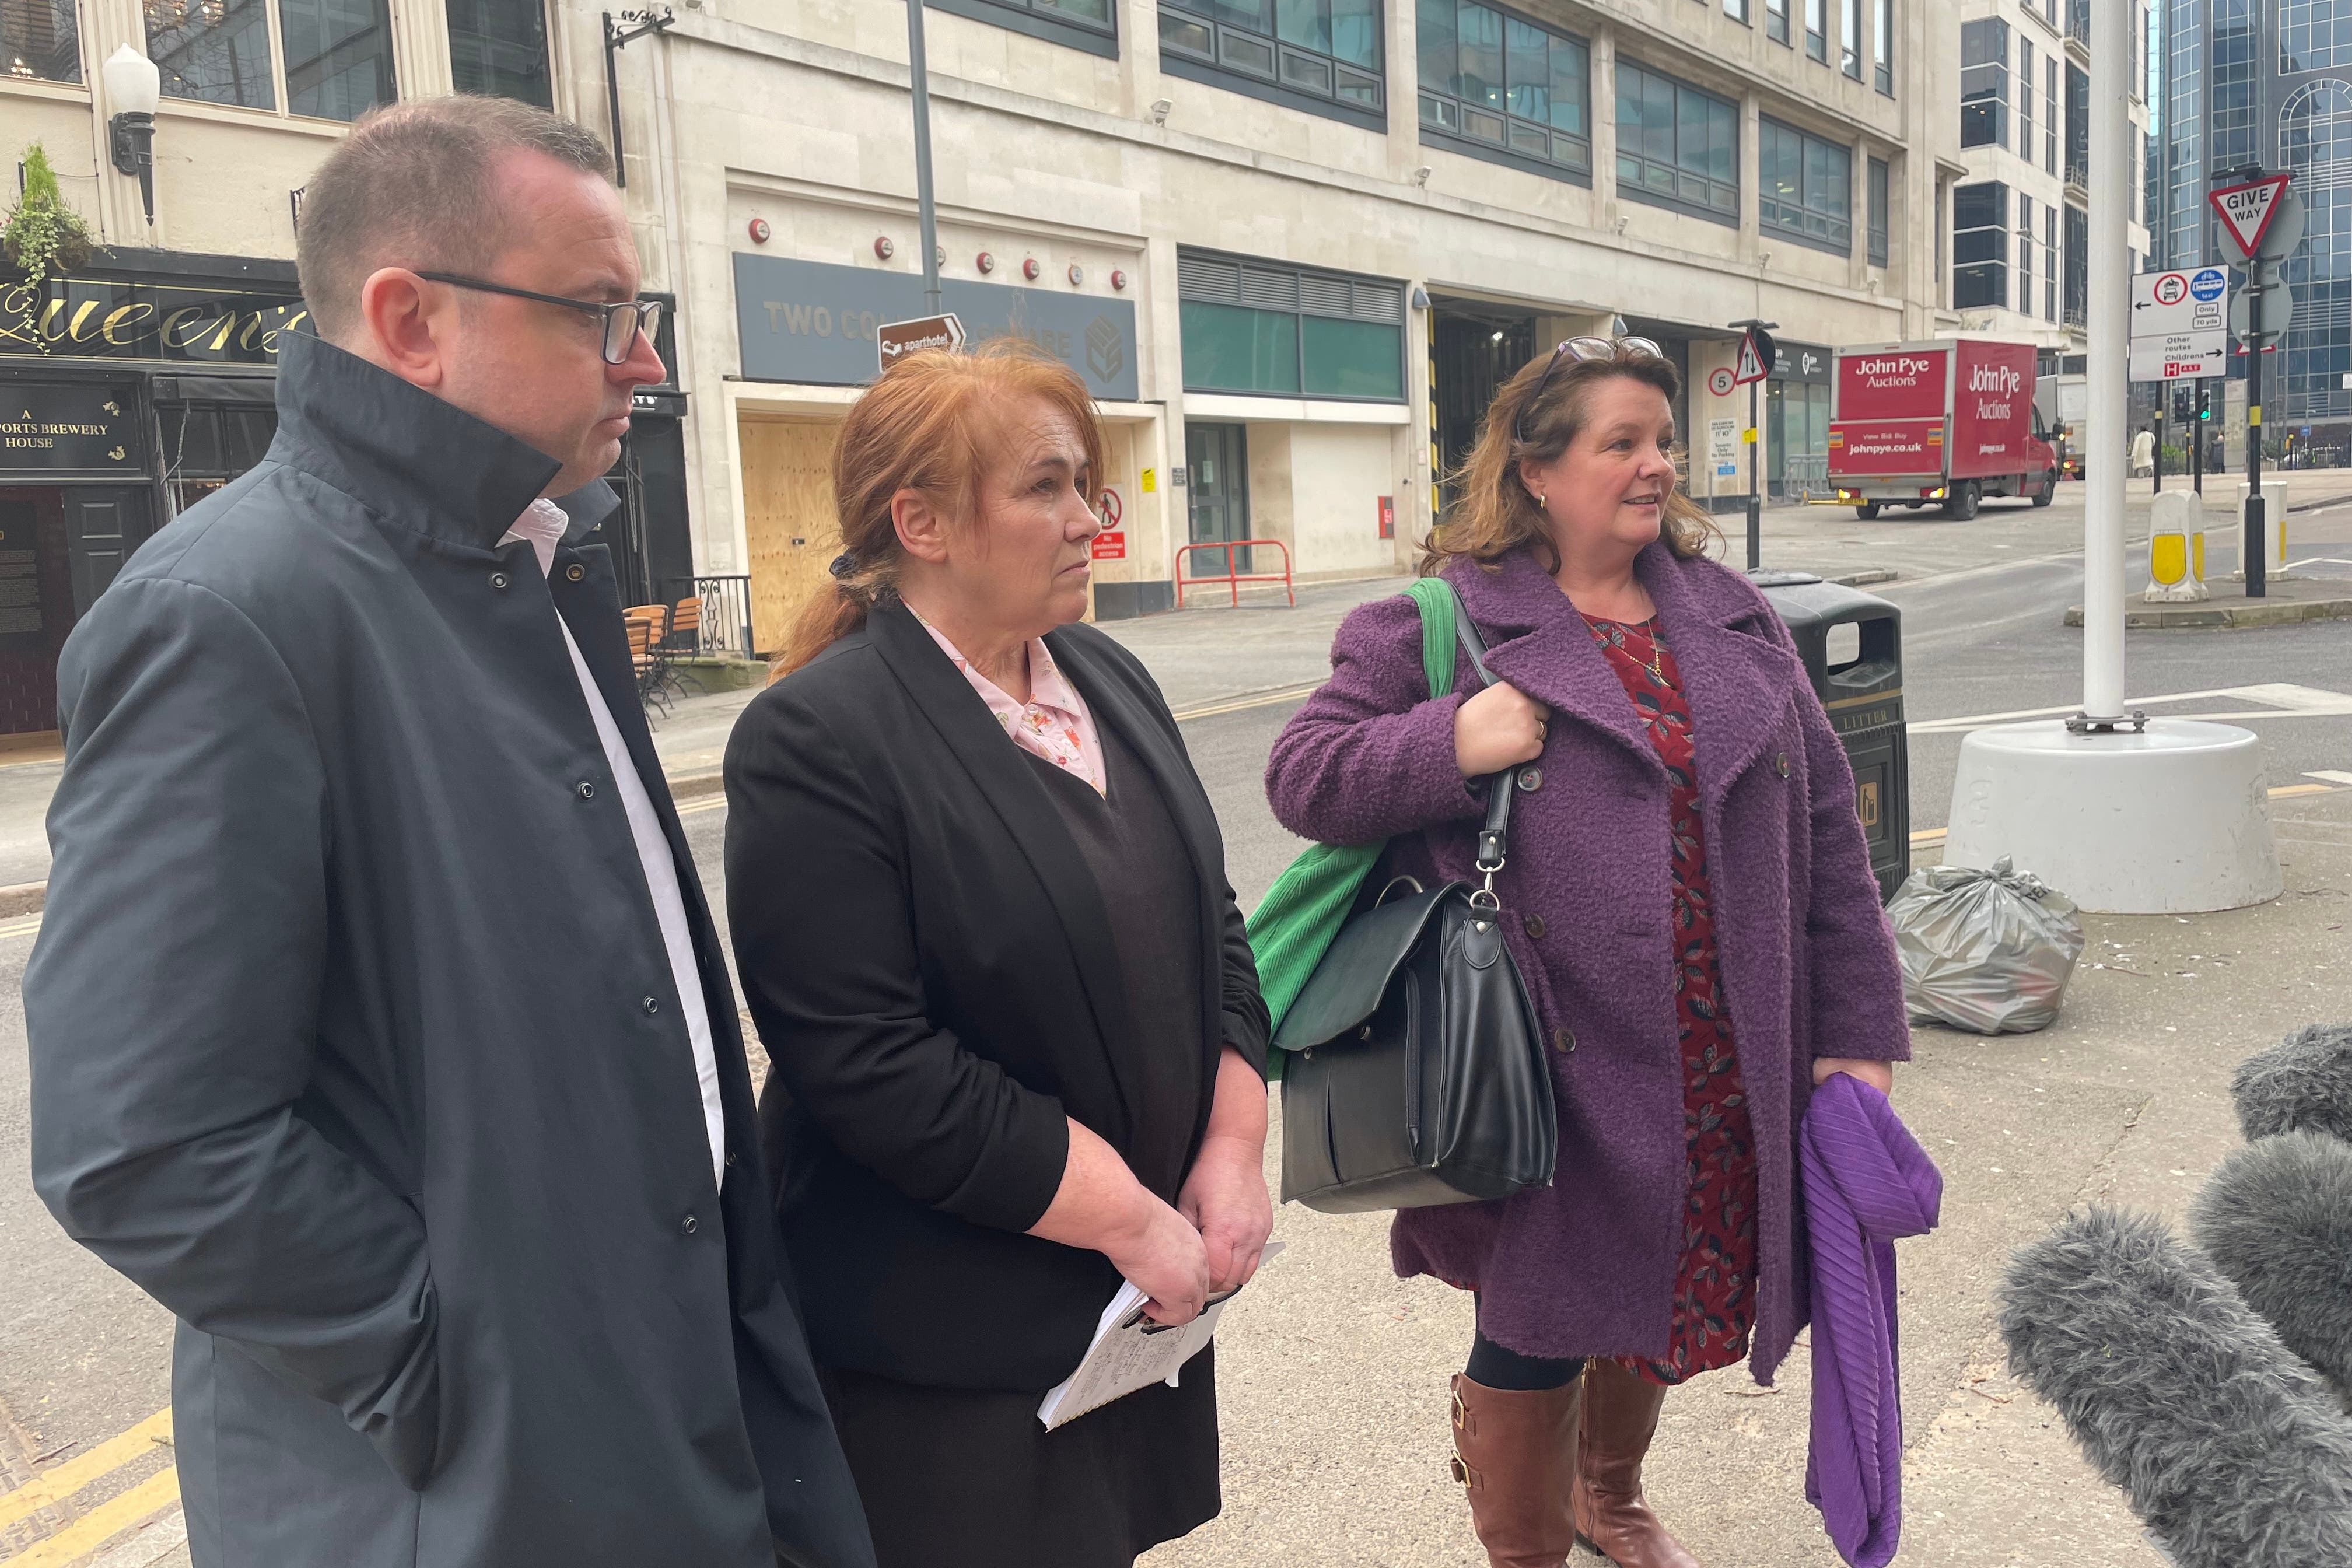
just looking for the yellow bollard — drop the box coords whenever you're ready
[2146,489,2210,603]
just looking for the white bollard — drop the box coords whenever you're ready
[2238,480,2288,576]
[2144,489,2208,602]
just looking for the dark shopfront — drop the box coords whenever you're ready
[0,256,692,736]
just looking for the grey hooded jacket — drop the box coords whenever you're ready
[23,333,876,1568]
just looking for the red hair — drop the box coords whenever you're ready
[773,340,1107,678]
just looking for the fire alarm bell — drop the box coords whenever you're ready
[1023,257,1041,281]
[874,236,896,260]
[747,218,771,244]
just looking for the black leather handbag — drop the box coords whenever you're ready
[1275,590,1558,1214]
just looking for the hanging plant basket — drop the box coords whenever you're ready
[3,143,98,310]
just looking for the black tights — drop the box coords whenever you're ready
[1465,1298,1584,1392]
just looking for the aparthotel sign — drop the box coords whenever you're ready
[733,254,1140,401]
[2,275,308,365]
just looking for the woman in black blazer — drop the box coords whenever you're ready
[724,342,1272,1568]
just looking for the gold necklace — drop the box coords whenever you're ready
[1637,620,1666,682]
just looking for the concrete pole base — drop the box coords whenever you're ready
[1944,719,2282,913]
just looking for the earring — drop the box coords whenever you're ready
[1535,490,1548,511]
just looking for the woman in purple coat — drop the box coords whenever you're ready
[1265,341,1909,1568]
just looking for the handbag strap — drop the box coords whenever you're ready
[1444,584,1516,895]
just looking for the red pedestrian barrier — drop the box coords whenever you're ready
[1173,539,1294,608]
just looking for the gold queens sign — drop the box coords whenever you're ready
[1,274,307,365]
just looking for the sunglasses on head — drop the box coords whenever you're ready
[1514,335,1667,442]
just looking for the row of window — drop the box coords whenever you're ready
[953,0,1892,123]
[2,0,550,118]
[1951,180,2091,327]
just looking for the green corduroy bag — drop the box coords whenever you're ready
[1245,577,1458,1080]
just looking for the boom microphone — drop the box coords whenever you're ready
[1999,1205,2352,1568]
[2231,1020,2352,1144]
[2189,1129,2352,1408]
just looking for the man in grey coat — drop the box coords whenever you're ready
[23,96,874,1568]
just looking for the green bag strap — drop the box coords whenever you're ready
[1403,575,1458,701]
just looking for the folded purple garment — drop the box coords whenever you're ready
[1801,1073,1944,1567]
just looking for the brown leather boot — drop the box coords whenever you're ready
[1448,1373,1584,1568]
[1570,1359,1702,1568]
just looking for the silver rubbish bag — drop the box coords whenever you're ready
[1887,856,2086,1035]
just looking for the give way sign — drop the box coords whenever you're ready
[2210,174,2292,259]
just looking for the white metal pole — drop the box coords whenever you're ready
[2082,0,2130,722]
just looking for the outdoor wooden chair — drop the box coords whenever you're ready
[624,613,671,718]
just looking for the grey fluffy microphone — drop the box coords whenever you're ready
[2000,1205,2352,1567]
[2189,1129,2352,1407]
[2232,1020,2352,1144]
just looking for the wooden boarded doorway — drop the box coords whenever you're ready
[738,415,841,658]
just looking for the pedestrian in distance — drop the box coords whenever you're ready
[1265,338,1910,1568]
[22,96,873,1568]
[2131,424,2157,478]
[724,341,1272,1568]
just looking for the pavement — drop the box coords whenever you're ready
[13,471,2352,1566]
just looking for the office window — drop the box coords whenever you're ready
[2065,60,2087,184]
[2280,0,2352,71]
[1874,0,1892,92]
[1725,0,1749,22]
[147,0,276,108]
[1177,251,1406,400]
[2,0,79,82]
[1615,60,1738,223]
[1418,0,1590,177]
[1935,183,1947,307]
[1760,118,1852,253]
[1953,180,2009,310]
[2017,201,2036,317]
[1867,156,1889,265]
[282,0,396,119]
[1806,0,1826,61]
[1840,0,1861,76]
[2044,203,2058,318]
[1161,0,1385,119]
[447,0,550,107]
[1766,0,1789,44]
[942,0,1114,51]
[2020,39,2034,158]
[1961,18,2008,148]
[2063,200,2087,326]
[2045,56,2059,172]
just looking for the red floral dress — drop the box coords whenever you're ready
[1582,614,1760,1386]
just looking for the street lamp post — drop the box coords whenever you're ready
[905,0,943,315]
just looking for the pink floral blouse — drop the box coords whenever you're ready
[918,617,1107,796]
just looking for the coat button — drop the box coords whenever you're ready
[565,563,585,583]
[1774,751,1791,778]
[642,995,661,1015]
[680,1214,699,1236]
[1551,1026,1575,1054]
[489,571,510,590]
[1523,914,1546,939]
[1516,766,1543,793]
[576,780,596,801]
[724,1151,737,1169]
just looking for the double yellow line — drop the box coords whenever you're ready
[0,1410,177,1566]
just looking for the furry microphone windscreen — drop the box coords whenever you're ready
[2232,1021,2352,1144]
[2000,1205,2352,1568]
[2189,1130,2352,1408]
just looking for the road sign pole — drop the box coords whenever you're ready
[2080,0,2130,724]
[2193,380,2205,495]
[1746,377,1760,570]
[2154,410,2164,494]
[2248,274,2266,597]
[905,0,943,315]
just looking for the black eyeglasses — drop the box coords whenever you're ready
[416,271,664,366]
[1514,334,1667,442]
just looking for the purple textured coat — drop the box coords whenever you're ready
[1264,542,1910,1381]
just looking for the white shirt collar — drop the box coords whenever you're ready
[499,498,570,575]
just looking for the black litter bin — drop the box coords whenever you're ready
[1751,571,1909,901]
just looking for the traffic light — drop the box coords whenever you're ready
[2200,402,2213,421]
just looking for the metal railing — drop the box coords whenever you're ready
[657,574,758,659]
[1781,453,1832,499]
[1174,539,1296,608]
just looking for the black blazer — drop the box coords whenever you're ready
[725,600,1269,1393]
